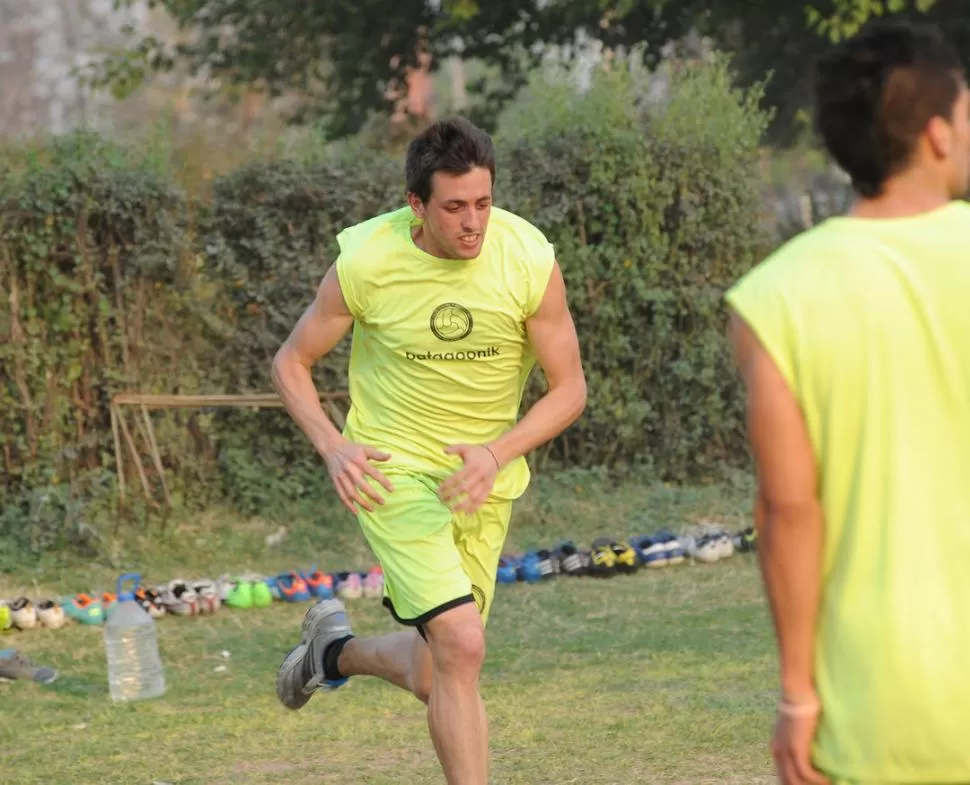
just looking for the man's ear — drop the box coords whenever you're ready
[925,114,954,161]
[407,191,426,218]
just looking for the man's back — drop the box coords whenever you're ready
[728,200,970,779]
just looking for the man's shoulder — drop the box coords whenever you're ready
[336,205,411,260]
[489,207,550,242]
[488,207,555,264]
[729,219,846,301]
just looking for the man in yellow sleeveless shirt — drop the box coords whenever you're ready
[271,117,587,784]
[727,20,970,785]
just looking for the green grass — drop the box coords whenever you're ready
[0,477,775,785]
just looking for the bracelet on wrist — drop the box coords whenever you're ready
[483,444,501,470]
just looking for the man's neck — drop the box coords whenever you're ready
[850,171,952,219]
[411,225,445,259]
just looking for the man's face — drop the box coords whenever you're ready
[409,167,493,260]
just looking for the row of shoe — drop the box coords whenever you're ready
[0,599,67,632]
[1,528,757,631]
[0,566,387,631]
[0,582,221,630]
[497,526,756,584]
[222,567,384,608]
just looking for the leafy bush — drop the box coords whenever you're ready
[496,58,772,478]
[0,131,218,550]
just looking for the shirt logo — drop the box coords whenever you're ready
[430,303,473,342]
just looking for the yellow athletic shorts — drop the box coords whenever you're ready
[355,472,512,628]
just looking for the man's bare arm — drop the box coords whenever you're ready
[729,310,823,703]
[272,265,392,514]
[488,262,587,466]
[271,265,354,457]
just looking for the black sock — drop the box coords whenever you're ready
[322,635,354,681]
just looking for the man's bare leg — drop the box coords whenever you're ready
[340,605,488,784]
[338,630,433,702]
[422,603,488,785]
[279,599,487,785]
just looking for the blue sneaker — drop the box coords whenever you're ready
[276,572,313,602]
[629,534,669,568]
[303,567,335,599]
[516,552,543,584]
[496,556,518,584]
[657,529,687,565]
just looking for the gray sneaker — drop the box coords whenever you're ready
[0,649,57,684]
[276,598,353,710]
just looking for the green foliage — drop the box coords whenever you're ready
[807,0,937,40]
[204,145,403,392]
[497,58,772,478]
[0,131,217,551]
[82,0,965,145]
[2,58,772,552]
[84,0,503,136]
[83,1,683,137]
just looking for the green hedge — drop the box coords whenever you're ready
[0,58,772,547]
[0,133,218,551]
[497,62,771,477]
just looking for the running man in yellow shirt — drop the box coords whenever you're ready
[272,117,587,785]
[727,20,970,785]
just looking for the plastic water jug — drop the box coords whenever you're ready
[103,573,166,702]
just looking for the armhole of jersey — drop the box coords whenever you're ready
[725,287,798,396]
[334,253,363,320]
[526,244,557,319]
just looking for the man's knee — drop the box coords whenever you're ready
[424,602,486,677]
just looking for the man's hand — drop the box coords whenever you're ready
[438,444,500,515]
[771,706,830,785]
[323,438,394,515]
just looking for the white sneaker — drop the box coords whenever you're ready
[194,581,221,614]
[160,580,198,616]
[10,597,38,630]
[716,533,735,560]
[37,600,67,629]
[692,535,721,564]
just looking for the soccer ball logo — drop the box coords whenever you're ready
[430,303,473,342]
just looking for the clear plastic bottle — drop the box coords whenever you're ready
[103,582,166,702]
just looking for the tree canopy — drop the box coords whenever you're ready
[86,0,965,140]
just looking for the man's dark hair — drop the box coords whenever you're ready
[405,117,496,203]
[814,20,965,197]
